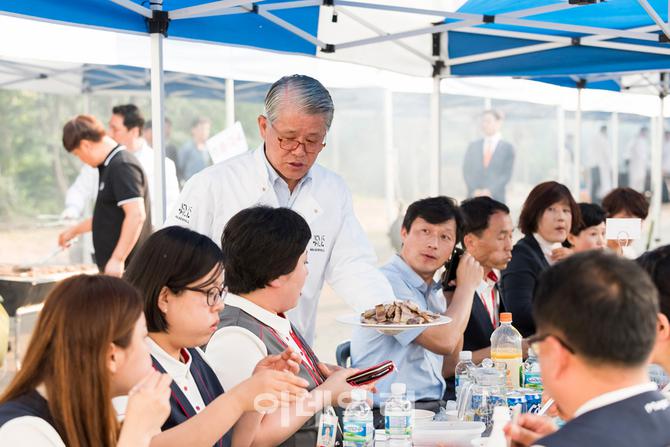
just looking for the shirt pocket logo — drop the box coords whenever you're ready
[310,234,327,253]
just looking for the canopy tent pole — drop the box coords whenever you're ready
[149,1,167,224]
[383,89,396,225]
[557,106,565,184]
[430,75,441,196]
[225,78,235,128]
[430,30,445,197]
[611,112,619,189]
[650,90,665,247]
[573,86,583,199]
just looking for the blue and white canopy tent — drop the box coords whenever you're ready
[440,0,670,242]
[3,0,670,227]
[0,59,270,100]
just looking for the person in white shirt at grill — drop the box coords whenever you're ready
[62,104,179,227]
[165,74,393,344]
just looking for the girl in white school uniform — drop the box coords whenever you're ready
[124,226,311,447]
[0,275,172,447]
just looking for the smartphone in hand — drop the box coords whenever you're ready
[346,360,395,386]
[441,247,464,292]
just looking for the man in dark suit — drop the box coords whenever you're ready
[507,252,670,446]
[443,197,514,400]
[462,110,515,203]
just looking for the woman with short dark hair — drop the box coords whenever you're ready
[565,203,607,253]
[208,206,371,447]
[124,226,309,447]
[501,181,581,337]
[0,275,171,447]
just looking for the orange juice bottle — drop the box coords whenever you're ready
[490,312,523,389]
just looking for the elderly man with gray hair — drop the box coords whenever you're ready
[166,74,393,343]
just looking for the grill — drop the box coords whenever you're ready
[0,265,97,316]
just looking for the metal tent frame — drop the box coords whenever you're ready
[4,0,670,221]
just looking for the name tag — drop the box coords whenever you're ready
[310,234,327,253]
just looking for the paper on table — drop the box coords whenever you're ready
[207,121,248,164]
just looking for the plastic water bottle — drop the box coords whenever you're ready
[491,312,523,389]
[343,388,374,447]
[486,406,511,447]
[522,347,543,391]
[384,383,413,443]
[455,350,475,401]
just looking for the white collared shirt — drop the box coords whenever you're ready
[147,337,207,413]
[206,294,310,390]
[662,382,670,398]
[483,132,502,157]
[533,233,563,265]
[261,147,313,208]
[474,270,500,328]
[573,382,658,417]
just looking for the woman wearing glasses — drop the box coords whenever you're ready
[124,226,309,447]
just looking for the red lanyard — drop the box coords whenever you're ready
[263,324,324,385]
[481,271,499,329]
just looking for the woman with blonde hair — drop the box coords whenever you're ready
[0,274,172,446]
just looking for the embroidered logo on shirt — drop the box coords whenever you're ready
[175,202,193,224]
[310,234,326,253]
[645,398,670,414]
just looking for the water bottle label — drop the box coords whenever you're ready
[385,415,412,436]
[523,372,543,389]
[343,421,372,443]
[455,375,470,388]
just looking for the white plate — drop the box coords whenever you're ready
[412,421,486,447]
[337,313,452,335]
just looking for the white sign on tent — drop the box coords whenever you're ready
[207,121,248,165]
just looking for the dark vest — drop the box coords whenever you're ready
[538,390,670,447]
[0,389,56,433]
[152,347,232,447]
[218,305,324,447]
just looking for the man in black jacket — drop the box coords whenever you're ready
[443,196,514,400]
[507,252,670,447]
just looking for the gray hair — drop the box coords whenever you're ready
[264,75,334,130]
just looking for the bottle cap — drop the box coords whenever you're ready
[391,382,406,395]
[351,388,367,402]
[500,312,512,323]
[459,350,472,361]
[528,347,535,357]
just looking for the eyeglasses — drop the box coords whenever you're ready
[183,285,226,307]
[527,332,575,355]
[269,120,326,154]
